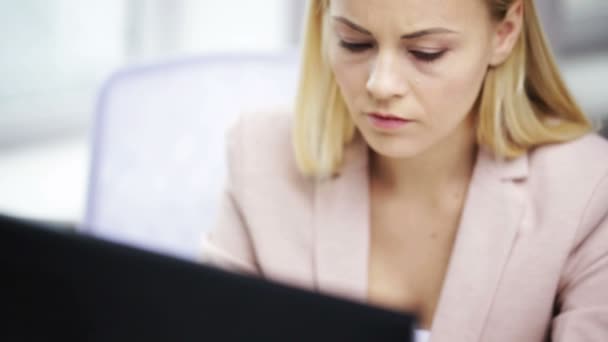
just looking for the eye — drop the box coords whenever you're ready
[409,50,446,63]
[339,40,374,53]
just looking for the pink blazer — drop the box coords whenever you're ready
[201,112,608,341]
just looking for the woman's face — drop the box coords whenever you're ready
[328,0,498,158]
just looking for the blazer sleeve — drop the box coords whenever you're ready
[552,172,608,341]
[199,120,260,275]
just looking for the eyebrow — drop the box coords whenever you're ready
[332,16,457,39]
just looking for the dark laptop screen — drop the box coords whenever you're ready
[2,214,416,341]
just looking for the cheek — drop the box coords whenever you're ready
[421,58,488,124]
[329,50,369,108]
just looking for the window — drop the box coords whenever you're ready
[0,0,295,147]
[0,0,125,145]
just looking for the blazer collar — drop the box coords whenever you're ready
[313,141,529,340]
[430,147,528,340]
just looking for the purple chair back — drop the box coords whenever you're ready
[84,52,299,260]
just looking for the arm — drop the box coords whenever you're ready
[552,173,608,341]
[200,120,260,275]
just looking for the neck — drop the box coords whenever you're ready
[370,117,477,198]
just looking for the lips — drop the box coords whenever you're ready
[368,113,409,121]
[367,112,412,130]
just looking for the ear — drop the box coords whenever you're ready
[489,0,524,66]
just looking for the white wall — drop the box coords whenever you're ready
[0,0,126,145]
[179,0,289,54]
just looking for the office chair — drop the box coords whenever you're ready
[83,52,299,260]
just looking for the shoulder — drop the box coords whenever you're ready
[528,133,608,241]
[227,110,292,163]
[528,133,608,189]
[530,133,608,171]
[225,110,310,190]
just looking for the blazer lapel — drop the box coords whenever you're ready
[311,139,529,339]
[431,147,528,341]
[313,137,370,302]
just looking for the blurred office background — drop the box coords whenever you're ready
[0,0,607,225]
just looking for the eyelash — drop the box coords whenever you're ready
[339,41,446,63]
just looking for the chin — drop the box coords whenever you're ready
[363,132,431,160]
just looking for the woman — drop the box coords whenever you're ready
[201,0,608,340]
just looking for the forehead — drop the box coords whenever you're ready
[329,0,490,32]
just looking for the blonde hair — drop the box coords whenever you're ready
[293,0,593,178]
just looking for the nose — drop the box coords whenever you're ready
[366,52,409,102]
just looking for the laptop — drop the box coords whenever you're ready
[1,214,416,341]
